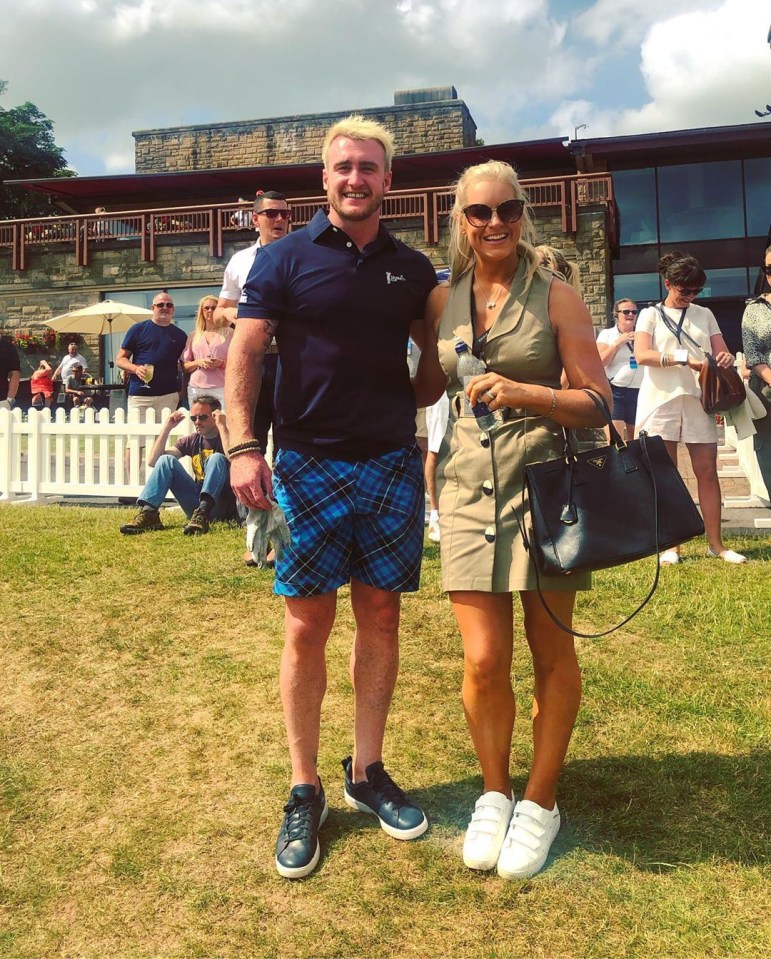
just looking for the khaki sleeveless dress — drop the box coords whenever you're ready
[436,262,591,593]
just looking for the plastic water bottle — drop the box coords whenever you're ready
[629,355,638,370]
[455,339,502,432]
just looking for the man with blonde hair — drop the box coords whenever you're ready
[226,115,437,879]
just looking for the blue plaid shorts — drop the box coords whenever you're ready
[272,444,425,597]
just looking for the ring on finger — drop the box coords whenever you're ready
[485,389,496,402]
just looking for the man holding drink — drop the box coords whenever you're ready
[116,292,187,421]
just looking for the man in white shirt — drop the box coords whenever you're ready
[215,189,290,566]
[53,341,90,382]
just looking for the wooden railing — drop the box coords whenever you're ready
[0,174,615,271]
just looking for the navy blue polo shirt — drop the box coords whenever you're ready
[238,210,437,460]
[121,320,187,397]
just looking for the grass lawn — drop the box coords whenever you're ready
[1,504,769,959]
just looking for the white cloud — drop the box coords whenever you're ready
[0,0,766,178]
[551,0,770,137]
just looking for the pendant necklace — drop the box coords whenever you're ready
[476,270,517,310]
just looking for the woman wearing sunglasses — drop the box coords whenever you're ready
[596,298,643,440]
[413,160,609,879]
[634,251,746,565]
[741,244,771,504]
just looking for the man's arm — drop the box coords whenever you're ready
[7,369,20,404]
[224,317,275,509]
[214,296,239,327]
[115,347,151,384]
[147,410,185,468]
[212,409,230,450]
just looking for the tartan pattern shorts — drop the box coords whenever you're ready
[272,444,425,597]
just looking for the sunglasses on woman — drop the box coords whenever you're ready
[462,199,525,228]
[675,285,703,297]
[619,309,638,316]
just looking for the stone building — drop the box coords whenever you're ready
[1,86,768,380]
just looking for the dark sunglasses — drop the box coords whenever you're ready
[462,198,525,228]
[763,265,771,275]
[619,309,638,316]
[153,302,174,309]
[190,414,210,422]
[257,208,291,221]
[675,286,703,296]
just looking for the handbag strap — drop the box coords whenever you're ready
[521,388,662,639]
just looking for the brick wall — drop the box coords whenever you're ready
[134,100,477,174]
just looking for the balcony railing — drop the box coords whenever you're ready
[0,174,615,271]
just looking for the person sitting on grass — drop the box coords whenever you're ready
[120,395,235,536]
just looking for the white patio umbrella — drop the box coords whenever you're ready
[45,299,153,379]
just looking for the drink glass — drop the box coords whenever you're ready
[140,364,155,389]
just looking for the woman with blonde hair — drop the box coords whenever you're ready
[414,160,609,879]
[182,294,231,408]
[534,244,581,293]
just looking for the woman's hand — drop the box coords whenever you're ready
[713,350,735,369]
[466,373,520,411]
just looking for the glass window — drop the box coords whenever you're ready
[612,272,661,304]
[658,160,743,243]
[613,169,657,246]
[745,157,771,238]
[701,268,749,298]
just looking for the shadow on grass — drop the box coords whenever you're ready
[408,750,770,871]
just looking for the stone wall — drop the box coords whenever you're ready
[134,100,477,174]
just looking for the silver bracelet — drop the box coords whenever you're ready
[546,387,557,416]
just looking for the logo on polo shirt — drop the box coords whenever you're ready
[386,272,406,284]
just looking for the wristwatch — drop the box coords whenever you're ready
[673,349,689,366]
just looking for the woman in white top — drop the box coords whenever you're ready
[596,298,643,439]
[183,295,231,409]
[635,252,746,565]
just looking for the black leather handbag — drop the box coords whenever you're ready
[521,390,705,637]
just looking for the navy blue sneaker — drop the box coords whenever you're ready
[342,756,428,840]
[274,781,328,879]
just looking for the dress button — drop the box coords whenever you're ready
[482,480,493,496]
[484,526,496,542]
[479,432,490,447]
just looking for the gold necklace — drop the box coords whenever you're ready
[476,270,518,310]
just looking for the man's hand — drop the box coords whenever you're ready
[212,409,227,429]
[230,450,274,510]
[167,410,186,428]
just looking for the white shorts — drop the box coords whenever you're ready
[644,394,718,444]
[128,392,180,445]
[425,394,450,454]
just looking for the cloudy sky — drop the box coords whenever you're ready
[2,0,769,177]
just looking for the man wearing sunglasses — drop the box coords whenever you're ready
[120,395,235,535]
[215,190,291,566]
[116,292,188,420]
[226,116,437,880]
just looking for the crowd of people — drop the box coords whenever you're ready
[3,113,767,887]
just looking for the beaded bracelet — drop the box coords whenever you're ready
[227,440,262,460]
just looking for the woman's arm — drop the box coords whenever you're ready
[411,285,450,408]
[468,280,610,428]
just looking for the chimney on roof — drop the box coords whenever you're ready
[394,86,458,105]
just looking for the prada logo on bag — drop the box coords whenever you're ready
[587,456,607,470]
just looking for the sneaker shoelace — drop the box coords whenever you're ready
[281,795,317,842]
[368,766,410,808]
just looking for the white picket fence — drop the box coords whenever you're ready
[0,406,195,503]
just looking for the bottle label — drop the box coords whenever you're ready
[629,356,638,370]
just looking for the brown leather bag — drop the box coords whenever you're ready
[698,354,746,414]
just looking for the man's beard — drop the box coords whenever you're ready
[327,190,383,223]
